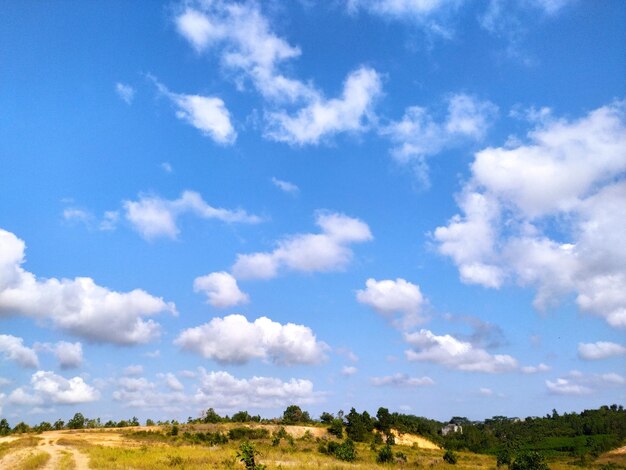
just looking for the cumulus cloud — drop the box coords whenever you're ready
[404,329,518,373]
[0,335,39,368]
[434,101,626,328]
[194,369,320,410]
[520,363,550,374]
[546,370,625,395]
[36,341,83,369]
[151,77,236,144]
[232,212,372,279]
[578,341,626,360]
[9,371,99,406]
[115,82,135,104]
[175,314,328,365]
[265,67,382,145]
[381,94,497,185]
[113,375,186,410]
[356,278,426,329]
[124,190,261,240]
[0,229,175,344]
[271,177,299,194]
[194,272,249,308]
[175,3,382,144]
[370,373,435,387]
[341,366,358,377]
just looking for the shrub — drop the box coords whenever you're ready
[228,427,270,440]
[328,418,343,438]
[377,444,394,463]
[443,449,458,464]
[510,452,549,470]
[335,439,357,462]
[237,441,266,470]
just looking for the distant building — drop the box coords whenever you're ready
[441,423,463,436]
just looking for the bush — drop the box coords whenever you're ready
[335,439,357,462]
[228,427,270,440]
[510,452,549,470]
[328,418,343,438]
[377,444,394,463]
[443,449,458,465]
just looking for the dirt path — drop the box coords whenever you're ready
[38,432,90,470]
[0,447,33,468]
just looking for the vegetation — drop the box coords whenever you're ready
[0,404,623,469]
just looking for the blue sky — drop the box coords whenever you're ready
[0,0,624,424]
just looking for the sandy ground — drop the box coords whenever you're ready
[390,429,441,449]
[0,430,91,469]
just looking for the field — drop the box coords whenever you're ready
[0,424,624,469]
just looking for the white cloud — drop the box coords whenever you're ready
[123,365,144,376]
[521,363,550,374]
[271,177,299,194]
[546,370,625,395]
[113,375,186,410]
[175,314,328,365]
[194,369,320,410]
[265,67,382,145]
[175,4,382,144]
[53,342,83,369]
[356,278,426,329]
[232,212,372,279]
[404,329,518,373]
[382,94,497,185]
[63,208,92,225]
[10,371,99,406]
[479,387,493,396]
[115,82,135,104]
[0,229,175,345]
[194,272,249,308]
[578,341,626,360]
[124,190,261,240]
[434,101,626,327]
[341,366,358,377]
[175,3,308,103]
[370,373,435,387]
[36,341,83,369]
[161,162,173,173]
[0,335,39,368]
[160,373,185,392]
[152,78,236,144]
[545,378,592,396]
[348,0,454,17]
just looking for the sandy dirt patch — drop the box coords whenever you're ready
[390,429,440,449]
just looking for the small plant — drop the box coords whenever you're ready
[169,424,179,436]
[377,444,394,463]
[166,454,184,467]
[443,449,458,465]
[237,441,266,470]
[395,451,407,463]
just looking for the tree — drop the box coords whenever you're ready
[328,418,344,438]
[320,412,334,424]
[510,452,548,470]
[203,408,222,423]
[54,419,64,430]
[0,418,10,436]
[377,444,394,463]
[13,422,31,433]
[345,408,369,442]
[376,407,393,435]
[67,413,86,429]
[282,405,310,424]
